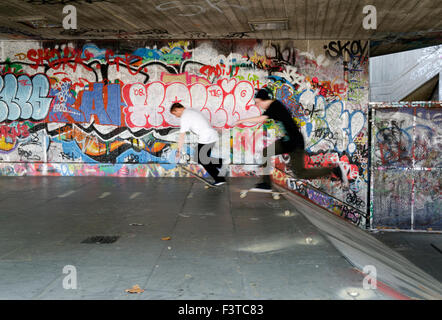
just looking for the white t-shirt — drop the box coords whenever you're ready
[180,109,219,144]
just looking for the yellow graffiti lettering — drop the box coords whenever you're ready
[168,41,190,49]
[14,53,27,60]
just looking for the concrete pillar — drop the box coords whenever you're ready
[439,72,441,100]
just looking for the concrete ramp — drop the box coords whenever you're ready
[277,185,442,300]
[370,45,442,101]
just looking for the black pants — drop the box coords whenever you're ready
[194,143,224,182]
[261,140,333,184]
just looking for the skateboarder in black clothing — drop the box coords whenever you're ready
[234,88,348,191]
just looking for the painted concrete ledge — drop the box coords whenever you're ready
[0,162,259,178]
[276,184,442,300]
[272,167,367,228]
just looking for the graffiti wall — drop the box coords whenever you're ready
[0,39,369,224]
[371,102,442,231]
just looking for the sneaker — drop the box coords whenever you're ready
[333,163,349,189]
[251,182,272,191]
[213,177,226,186]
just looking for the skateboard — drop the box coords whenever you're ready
[239,188,285,200]
[180,165,219,189]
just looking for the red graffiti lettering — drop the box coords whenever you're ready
[26,47,93,72]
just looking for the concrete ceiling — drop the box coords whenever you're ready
[0,0,441,56]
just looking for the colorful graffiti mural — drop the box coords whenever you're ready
[0,39,370,226]
[371,102,441,231]
[272,166,367,226]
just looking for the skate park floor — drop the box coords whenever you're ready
[0,176,439,300]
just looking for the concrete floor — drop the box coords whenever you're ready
[373,232,442,283]
[0,176,392,300]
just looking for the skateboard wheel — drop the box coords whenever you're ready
[240,192,247,198]
[204,185,209,189]
[284,210,290,216]
[273,194,280,200]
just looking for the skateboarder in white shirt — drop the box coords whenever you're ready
[171,103,226,186]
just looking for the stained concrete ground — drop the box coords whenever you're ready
[0,176,434,300]
[372,232,442,283]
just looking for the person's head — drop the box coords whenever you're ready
[170,102,185,118]
[254,89,273,110]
